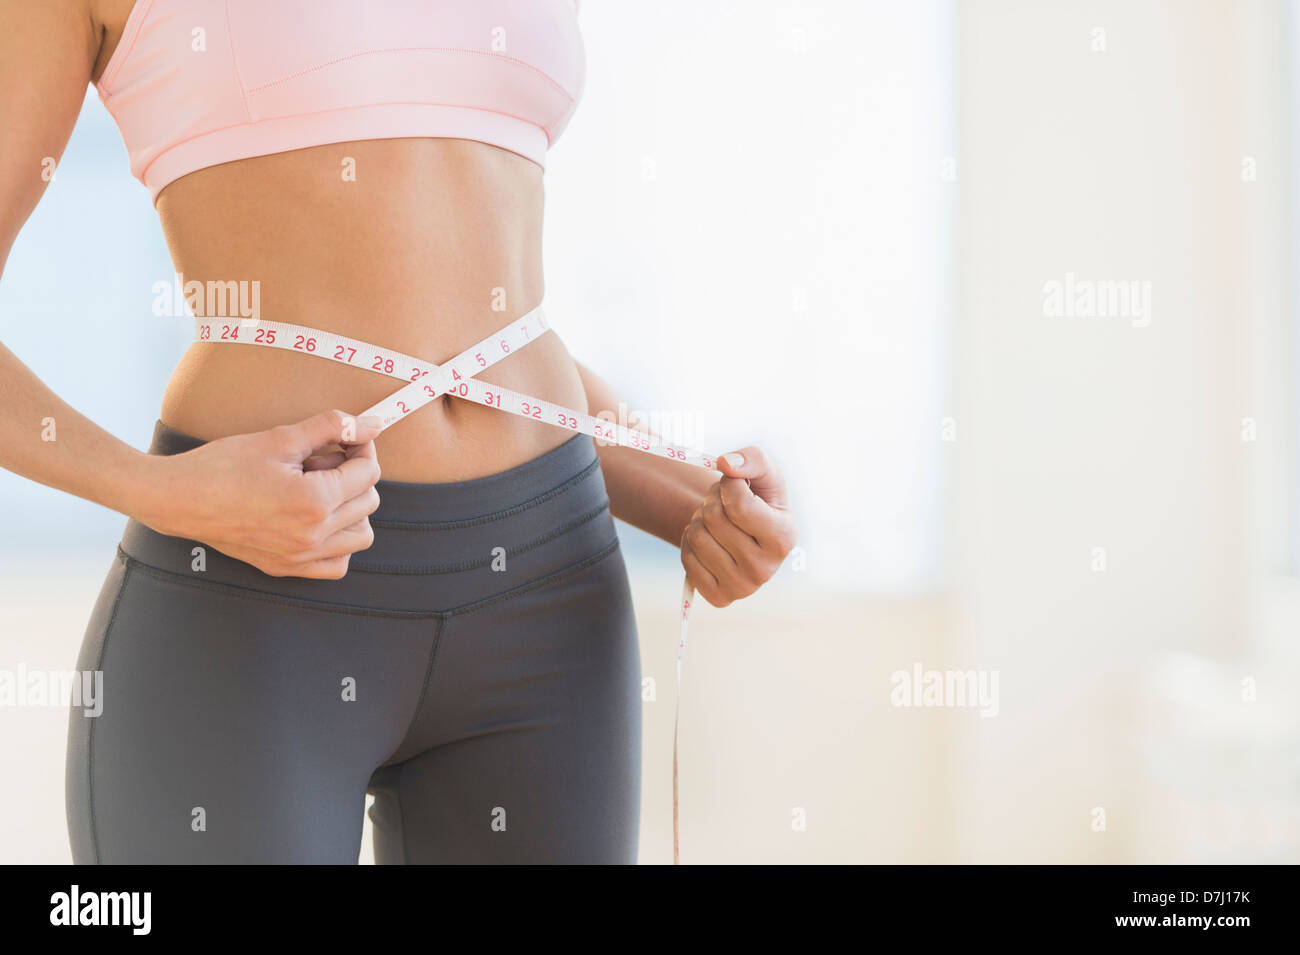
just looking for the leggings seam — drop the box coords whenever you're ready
[350,500,609,575]
[445,537,620,617]
[86,553,134,866]
[381,617,446,774]
[116,549,443,619]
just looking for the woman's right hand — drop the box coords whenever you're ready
[139,410,385,579]
[0,11,381,581]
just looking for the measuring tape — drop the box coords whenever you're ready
[195,304,715,865]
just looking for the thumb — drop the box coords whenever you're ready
[282,409,383,459]
[716,445,789,509]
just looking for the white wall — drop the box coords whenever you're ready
[547,0,955,591]
[950,0,1297,863]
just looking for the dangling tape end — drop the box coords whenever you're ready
[673,576,694,866]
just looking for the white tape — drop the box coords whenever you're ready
[196,304,714,864]
[199,306,716,469]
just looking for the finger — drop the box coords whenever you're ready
[699,496,771,581]
[321,486,382,537]
[303,518,376,561]
[684,520,748,593]
[701,489,758,546]
[213,543,352,581]
[281,555,352,580]
[303,451,348,472]
[282,410,383,459]
[716,445,789,509]
[682,547,728,608]
[718,475,798,551]
[309,446,382,504]
[341,432,379,468]
[341,429,380,457]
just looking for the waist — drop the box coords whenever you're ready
[120,421,618,614]
[159,307,589,482]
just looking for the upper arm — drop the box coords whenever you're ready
[0,0,99,273]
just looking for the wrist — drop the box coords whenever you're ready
[109,448,188,537]
[593,432,718,546]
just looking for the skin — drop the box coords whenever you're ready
[0,0,796,601]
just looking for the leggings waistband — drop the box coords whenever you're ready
[119,421,619,614]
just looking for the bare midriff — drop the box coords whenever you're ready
[152,137,588,483]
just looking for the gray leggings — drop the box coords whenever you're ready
[66,421,642,863]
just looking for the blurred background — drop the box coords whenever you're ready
[1,0,1297,863]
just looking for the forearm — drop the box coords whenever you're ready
[574,359,717,546]
[0,341,171,527]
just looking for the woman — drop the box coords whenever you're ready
[1,0,796,863]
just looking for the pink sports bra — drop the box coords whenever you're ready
[96,0,586,203]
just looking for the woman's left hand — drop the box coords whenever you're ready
[680,446,797,607]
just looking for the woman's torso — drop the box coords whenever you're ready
[91,0,588,483]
